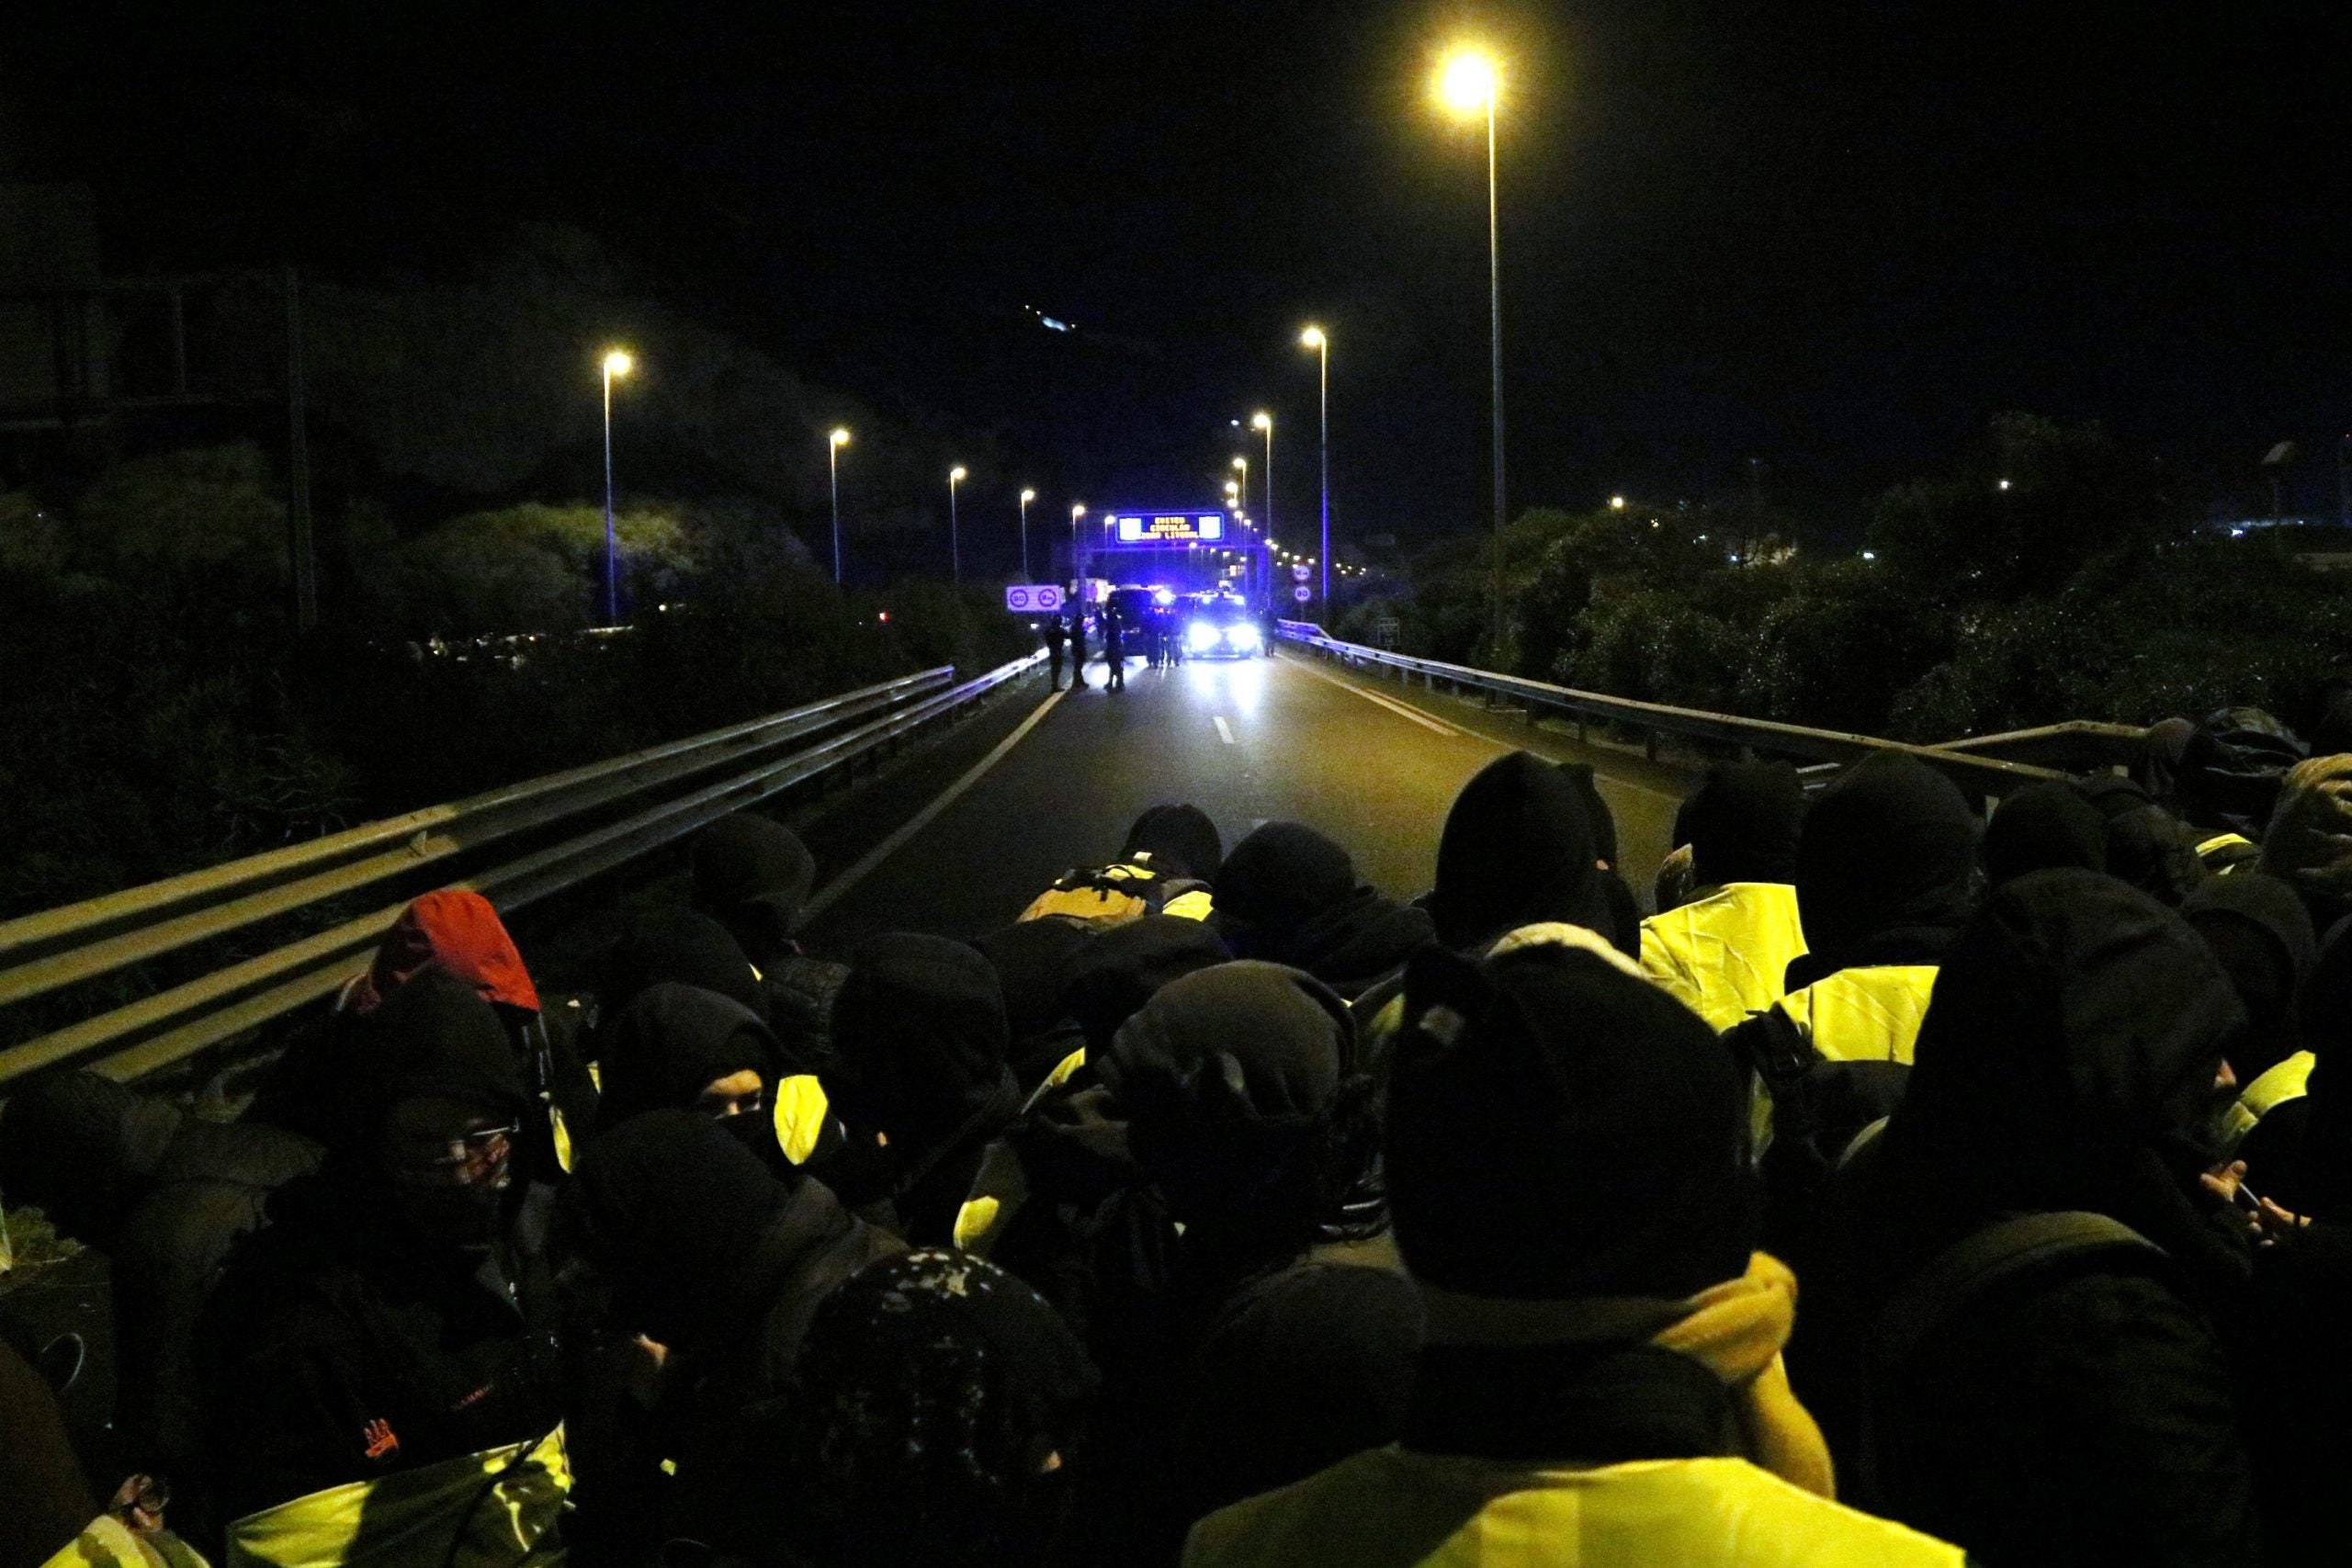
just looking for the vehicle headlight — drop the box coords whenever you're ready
[1186,621,1219,651]
[1226,623,1261,649]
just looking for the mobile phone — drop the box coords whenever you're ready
[2231,1180,2263,1213]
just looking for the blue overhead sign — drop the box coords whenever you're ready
[1112,512,1227,544]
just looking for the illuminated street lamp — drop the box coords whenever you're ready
[599,348,633,624]
[1611,494,1625,510]
[1252,412,1273,604]
[1019,488,1036,579]
[1299,325,1330,615]
[1436,43,1507,660]
[948,466,967,584]
[1069,502,1087,589]
[827,427,852,584]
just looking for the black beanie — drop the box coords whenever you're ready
[1387,942,1753,1301]
[1681,761,1806,887]
[341,966,527,1154]
[1430,751,1611,952]
[603,908,768,1021]
[693,813,818,929]
[1218,822,1360,933]
[1794,751,1979,960]
[1121,803,1224,884]
[1983,781,2108,888]
[1057,915,1231,1051]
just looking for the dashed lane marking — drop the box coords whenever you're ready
[800,685,1069,924]
[1214,716,1236,744]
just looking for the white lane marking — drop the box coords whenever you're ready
[1214,716,1236,744]
[1286,653,1462,737]
[800,686,1068,923]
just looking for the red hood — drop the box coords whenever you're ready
[349,889,541,1016]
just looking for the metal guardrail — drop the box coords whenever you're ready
[1274,622,2082,795]
[0,651,1046,1089]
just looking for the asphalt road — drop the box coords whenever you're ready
[802,648,1697,950]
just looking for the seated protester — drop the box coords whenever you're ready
[0,1336,100,1568]
[2235,912,2352,1219]
[598,908,771,1024]
[765,1250,1098,1568]
[0,1073,321,1504]
[952,916,1230,1296]
[1857,869,2259,1568]
[1426,751,1634,959]
[198,970,569,1550]
[1640,761,1810,1032]
[973,914,1099,1088]
[2136,714,2200,813]
[2081,773,2209,906]
[1981,778,2107,887]
[2180,874,2317,1153]
[557,1111,901,1559]
[689,812,852,1070]
[1080,963,1419,1563]
[1186,937,1963,1568]
[2257,753,2352,931]
[2177,705,2306,868]
[591,982,847,1174]
[1216,821,1435,1000]
[828,932,1024,1245]
[1018,803,1221,926]
[251,889,595,1177]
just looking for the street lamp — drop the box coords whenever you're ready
[1069,502,1086,589]
[948,466,967,584]
[1251,412,1273,605]
[827,427,852,584]
[599,348,633,624]
[1436,44,1506,663]
[1299,326,1330,615]
[1611,494,1625,510]
[1019,488,1036,580]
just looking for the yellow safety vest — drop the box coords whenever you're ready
[2195,833,2257,873]
[1779,966,1940,1065]
[1640,885,1809,1033]
[2222,1051,2314,1151]
[40,1517,210,1568]
[1183,1449,1965,1568]
[225,1427,569,1568]
[771,1074,832,1167]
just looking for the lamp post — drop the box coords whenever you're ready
[827,427,851,584]
[1299,326,1329,616]
[1019,488,1036,580]
[1251,412,1272,607]
[1069,502,1086,591]
[1438,46,1506,662]
[599,348,633,624]
[948,466,967,583]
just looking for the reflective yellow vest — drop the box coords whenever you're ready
[224,1427,569,1568]
[1640,885,1809,1034]
[40,1516,210,1568]
[1778,966,1940,1066]
[2222,1050,2314,1152]
[1183,1449,1964,1568]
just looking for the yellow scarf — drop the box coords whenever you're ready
[1417,1251,1836,1498]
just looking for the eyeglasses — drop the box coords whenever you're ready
[390,1124,518,1189]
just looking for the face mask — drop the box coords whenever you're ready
[717,1107,779,1162]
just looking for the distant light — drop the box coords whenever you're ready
[1252,412,1272,431]
[1861,550,1878,561]
[2231,527,2246,538]
[1300,324,1326,349]
[950,466,967,482]
[1040,316,1072,332]
[831,427,851,446]
[1071,503,1086,518]
[1997,478,2011,491]
[1232,456,1247,470]
[1651,520,1660,529]
[1020,488,1036,502]
[1610,495,1625,510]
[878,610,890,622]
[1437,48,1501,116]
[602,348,634,378]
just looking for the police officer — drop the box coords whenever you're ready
[1043,613,1068,692]
[1067,608,1089,691]
[1102,607,1126,693]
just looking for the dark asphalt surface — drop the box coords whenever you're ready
[801,648,1697,950]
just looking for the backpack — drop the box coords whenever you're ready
[1016,858,1214,927]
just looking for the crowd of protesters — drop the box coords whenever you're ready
[6,699,2351,1568]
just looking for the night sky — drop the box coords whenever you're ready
[6,1,2346,542]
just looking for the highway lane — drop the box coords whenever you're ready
[802,648,1695,949]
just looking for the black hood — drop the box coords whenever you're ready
[692,812,817,958]
[1057,914,1231,1052]
[1983,781,2108,887]
[2079,774,2206,907]
[832,932,1020,1177]
[1121,803,1224,884]
[1219,821,1437,991]
[1788,751,1978,987]
[593,982,781,1130]
[1679,761,1806,887]
[1871,869,2248,1287]
[337,966,527,1157]
[2183,873,2315,1077]
[1430,751,1623,953]
[2178,706,2305,837]
[601,909,767,1021]
[974,916,1096,1043]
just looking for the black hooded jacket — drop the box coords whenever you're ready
[830,932,1025,1244]
[1679,760,1807,888]
[1430,751,1635,955]
[1217,822,1435,998]
[1785,751,1979,990]
[1860,870,2258,1568]
[197,971,562,1521]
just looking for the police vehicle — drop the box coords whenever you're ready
[1182,592,1264,659]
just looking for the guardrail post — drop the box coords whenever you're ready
[1644,730,1661,762]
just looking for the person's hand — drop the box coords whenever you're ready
[108,1475,169,1533]
[2199,1159,2263,1236]
[2256,1197,2311,1242]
